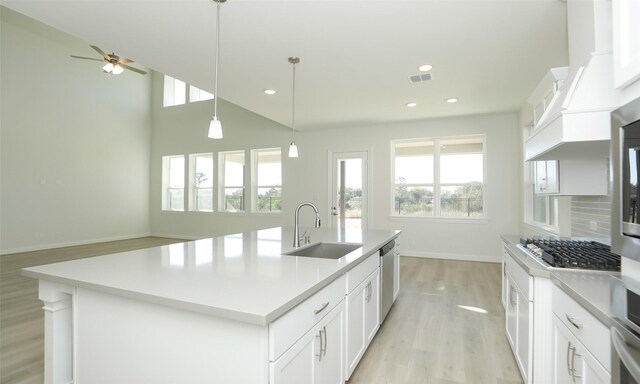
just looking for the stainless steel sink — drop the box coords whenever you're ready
[283,242,362,259]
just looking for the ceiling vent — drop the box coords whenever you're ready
[408,73,432,83]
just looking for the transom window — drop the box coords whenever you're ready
[393,136,485,217]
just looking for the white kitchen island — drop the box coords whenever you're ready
[23,226,400,384]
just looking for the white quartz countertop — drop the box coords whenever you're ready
[23,227,399,326]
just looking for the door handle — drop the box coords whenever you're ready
[612,327,640,383]
[314,301,329,315]
[565,314,582,330]
[322,325,327,357]
[316,328,324,361]
[566,341,572,377]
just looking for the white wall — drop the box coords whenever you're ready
[0,7,152,254]
[150,75,522,262]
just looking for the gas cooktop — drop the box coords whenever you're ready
[519,238,621,271]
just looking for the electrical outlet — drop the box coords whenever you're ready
[589,221,598,231]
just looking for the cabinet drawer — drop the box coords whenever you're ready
[504,247,531,300]
[269,275,346,361]
[552,284,610,372]
[345,252,379,294]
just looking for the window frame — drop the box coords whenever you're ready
[161,155,186,212]
[188,153,215,213]
[391,135,487,220]
[219,150,246,213]
[251,148,282,214]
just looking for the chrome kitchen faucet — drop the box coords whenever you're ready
[293,202,321,248]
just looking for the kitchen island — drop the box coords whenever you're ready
[23,226,400,384]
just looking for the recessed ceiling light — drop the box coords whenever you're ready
[446,98,458,103]
[418,64,432,72]
[264,89,276,95]
[406,102,417,108]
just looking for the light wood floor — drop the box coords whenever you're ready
[348,257,523,384]
[0,237,185,384]
[2,240,523,384]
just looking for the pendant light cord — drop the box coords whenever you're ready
[214,1,221,119]
[291,60,296,142]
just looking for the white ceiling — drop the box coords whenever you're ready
[2,0,568,131]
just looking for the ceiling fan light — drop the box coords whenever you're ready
[102,62,114,73]
[208,117,223,139]
[112,64,124,75]
[288,142,299,158]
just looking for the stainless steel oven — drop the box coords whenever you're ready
[611,276,640,383]
[612,95,640,261]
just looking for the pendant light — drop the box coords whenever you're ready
[288,56,300,158]
[208,0,226,139]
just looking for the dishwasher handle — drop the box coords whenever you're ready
[380,240,395,256]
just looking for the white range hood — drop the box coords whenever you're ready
[525,51,619,161]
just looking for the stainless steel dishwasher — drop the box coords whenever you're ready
[380,239,395,323]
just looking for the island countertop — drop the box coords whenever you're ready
[23,226,399,326]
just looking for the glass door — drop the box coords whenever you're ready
[330,152,368,230]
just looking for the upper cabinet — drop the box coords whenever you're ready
[612,0,640,89]
[524,0,619,162]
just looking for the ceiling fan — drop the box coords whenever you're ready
[70,45,147,75]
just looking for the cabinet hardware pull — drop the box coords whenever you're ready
[316,329,323,361]
[612,327,640,382]
[322,325,327,357]
[569,344,580,382]
[314,301,329,315]
[565,314,582,329]
[566,341,572,377]
[510,286,517,307]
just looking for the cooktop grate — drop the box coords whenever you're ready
[519,238,621,271]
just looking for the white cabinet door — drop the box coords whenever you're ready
[364,269,380,345]
[552,316,610,384]
[505,274,517,350]
[317,302,345,384]
[345,269,380,380]
[516,288,530,382]
[271,302,345,384]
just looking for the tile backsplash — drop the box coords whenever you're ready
[571,195,612,240]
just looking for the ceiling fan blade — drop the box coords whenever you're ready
[121,64,147,75]
[70,55,104,62]
[119,58,133,64]
[90,45,110,60]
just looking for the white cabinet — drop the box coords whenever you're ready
[505,270,531,383]
[613,0,640,89]
[271,301,345,384]
[552,316,610,384]
[533,159,607,196]
[345,268,379,379]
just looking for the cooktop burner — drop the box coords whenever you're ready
[519,238,621,271]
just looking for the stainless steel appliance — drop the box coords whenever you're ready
[612,96,640,260]
[610,276,640,383]
[518,238,621,271]
[379,239,395,323]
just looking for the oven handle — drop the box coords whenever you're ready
[612,327,640,383]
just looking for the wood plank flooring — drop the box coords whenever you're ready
[347,257,523,384]
[2,240,523,384]
[0,237,185,384]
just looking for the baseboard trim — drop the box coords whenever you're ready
[401,250,501,263]
[0,233,153,256]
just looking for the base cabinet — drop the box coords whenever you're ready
[505,271,531,383]
[552,316,610,384]
[345,268,380,379]
[271,301,345,384]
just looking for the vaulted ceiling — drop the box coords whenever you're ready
[2,0,568,131]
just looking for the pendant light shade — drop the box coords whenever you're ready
[288,56,300,158]
[288,142,299,158]
[209,0,226,139]
[208,117,223,139]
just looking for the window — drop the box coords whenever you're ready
[189,85,214,103]
[189,153,214,212]
[163,75,215,107]
[220,151,245,212]
[162,155,185,211]
[253,148,282,213]
[393,136,485,217]
[163,76,186,107]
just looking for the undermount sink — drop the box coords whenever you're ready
[284,242,362,260]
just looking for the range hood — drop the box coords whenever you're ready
[525,52,619,161]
